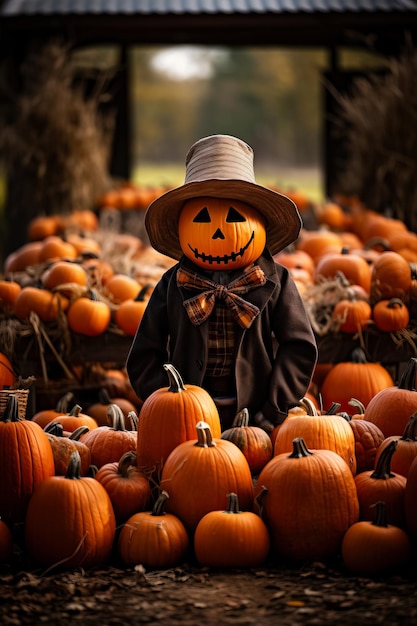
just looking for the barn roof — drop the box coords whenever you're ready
[1,0,417,54]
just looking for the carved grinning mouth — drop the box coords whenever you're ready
[187,231,255,265]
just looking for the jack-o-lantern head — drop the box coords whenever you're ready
[178,197,266,270]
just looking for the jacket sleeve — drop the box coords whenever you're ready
[261,266,318,425]
[125,271,172,402]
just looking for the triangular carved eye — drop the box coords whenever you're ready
[193,207,211,222]
[226,206,246,222]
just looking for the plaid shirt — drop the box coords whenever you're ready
[206,301,235,377]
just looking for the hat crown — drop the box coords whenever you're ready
[184,135,256,185]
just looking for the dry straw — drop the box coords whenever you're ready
[330,46,417,232]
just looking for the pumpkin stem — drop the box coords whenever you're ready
[0,394,20,422]
[225,492,241,514]
[106,404,127,430]
[194,421,216,447]
[348,398,366,414]
[69,425,90,441]
[351,347,368,363]
[65,451,82,479]
[387,298,405,309]
[151,490,170,516]
[44,422,64,436]
[370,439,398,479]
[118,451,137,477]
[398,358,417,391]
[326,402,341,415]
[127,410,138,431]
[232,408,250,428]
[254,485,268,518]
[288,437,314,458]
[97,388,112,405]
[55,391,75,413]
[400,412,417,441]
[135,284,153,302]
[69,404,83,417]
[371,501,388,527]
[163,363,186,393]
[300,397,319,416]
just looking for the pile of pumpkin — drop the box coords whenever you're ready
[277,197,417,340]
[1,358,417,578]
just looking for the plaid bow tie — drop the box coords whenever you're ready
[177,265,266,328]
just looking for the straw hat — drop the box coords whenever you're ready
[145,134,302,260]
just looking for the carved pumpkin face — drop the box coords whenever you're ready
[178,197,266,270]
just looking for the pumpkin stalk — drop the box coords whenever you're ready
[1,395,20,422]
[163,363,187,393]
[372,501,389,527]
[288,437,313,459]
[232,408,250,428]
[300,397,319,416]
[194,421,216,448]
[348,398,366,414]
[151,490,169,516]
[65,451,82,480]
[225,492,241,514]
[398,358,417,391]
[370,440,398,479]
[400,412,417,441]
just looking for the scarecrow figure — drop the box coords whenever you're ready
[127,134,317,431]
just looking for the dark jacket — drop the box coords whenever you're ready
[126,251,317,426]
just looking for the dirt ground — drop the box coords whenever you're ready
[2,552,417,626]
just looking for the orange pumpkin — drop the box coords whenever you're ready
[94,451,151,524]
[81,404,137,468]
[114,284,152,336]
[341,501,411,576]
[44,423,92,476]
[136,364,221,477]
[315,247,372,293]
[118,490,189,569]
[354,440,407,528]
[0,280,22,312]
[178,197,266,270]
[372,298,410,332]
[41,260,87,292]
[104,274,141,304]
[221,408,273,475]
[331,294,372,334]
[365,357,417,437]
[66,291,111,336]
[4,240,43,273]
[254,437,359,561]
[320,348,394,414]
[13,286,69,322]
[374,411,417,478]
[25,451,116,569]
[194,492,270,568]
[160,421,254,533]
[0,353,16,389]
[370,251,412,304]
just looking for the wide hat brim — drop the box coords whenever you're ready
[145,179,302,260]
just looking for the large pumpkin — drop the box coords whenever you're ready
[0,395,55,525]
[254,437,359,561]
[160,421,254,533]
[25,451,116,569]
[136,364,221,477]
[178,197,266,270]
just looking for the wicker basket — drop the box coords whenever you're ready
[0,389,30,420]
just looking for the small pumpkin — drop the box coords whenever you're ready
[114,284,152,336]
[221,408,273,475]
[372,298,410,332]
[94,451,151,524]
[374,411,417,478]
[118,490,189,569]
[331,292,372,334]
[46,403,99,434]
[25,451,116,569]
[13,286,69,322]
[341,501,411,576]
[44,423,91,476]
[354,440,407,529]
[66,291,111,337]
[81,404,137,469]
[370,251,412,304]
[194,492,270,568]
